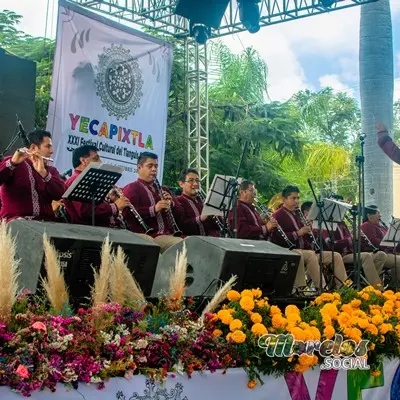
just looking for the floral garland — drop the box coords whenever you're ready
[1,285,400,396]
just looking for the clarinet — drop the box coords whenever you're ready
[295,207,321,252]
[344,215,379,253]
[255,200,296,250]
[110,187,153,235]
[380,219,388,230]
[196,189,224,231]
[153,178,182,237]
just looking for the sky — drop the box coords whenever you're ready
[2,0,400,103]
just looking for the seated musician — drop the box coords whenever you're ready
[227,180,309,294]
[175,168,220,237]
[272,185,348,290]
[63,145,131,227]
[0,130,65,222]
[123,152,183,253]
[301,200,386,290]
[362,205,400,285]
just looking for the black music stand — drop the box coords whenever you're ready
[62,162,123,226]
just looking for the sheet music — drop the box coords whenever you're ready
[381,217,400,247]
[308,198,351,232]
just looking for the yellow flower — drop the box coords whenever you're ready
[290,327,305,341]
[239,296,255,312]
[287,313,301,324]
[248,380,257,389]
[341,304,354,315]
[357,318,369,329]
[310,320,317,326]
[323,325,335,339]
[321,303,339,318]
[379,323,393,334]
[285,305,300,316]
[322,315,332,326]
[379,335,385,343]
[251,288,262,299]
[298,354,318,366]
[337,312,352,327]
[369,343,376,351]
[227,290,241,301]
[272,314,287,329]
[366,324,379,336]
[256,299,266,308]
[350,299,361,308]
[212,329,223,337]
[231,330,246,343]
[251,313,263,324]
[360,293,370,301]
[226,332,232,341]
[309,326,321,341]
[269,305,282,316]
[395,324,400,337]
[251,323,268,336]
[241,289,254,298]
[347,328,362,343]
[294,364,309,373]
[371,315,383,325]
[371,370,381,377]
[315,293,335,305]
[218,310,233,325]
[229,319,243,332]
[345,279,353,286]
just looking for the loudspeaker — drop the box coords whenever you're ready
[151,236,300,298]
[8,220,160,301]
[0,50,36,155]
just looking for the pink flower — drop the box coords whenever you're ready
[16,365,29,379]
[32,321,47,333]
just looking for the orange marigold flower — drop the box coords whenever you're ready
[287,313,301,324]
[248,380,257,389]
[323,325,335,339]
[229,319,243,332]
[371,315,383,325]
[379,323,393,335]
[251,313,263,324]
[294,364,309,373]
[231,330,246,343]
[227,290,241,301]
[350,299,361,308]
[285,305,300,316]
[256,299,266,308]
[298,354,316,366]
[337,312,352,327]
[360,293,370,301]
[371,370,381,377]
[240,296,255,312]
[310,320,317,326]
[212,329,223,337]
[269,305,282,316]
[322,315,332,326]
[251,323,268,336]
[241,289,254,298]
[290,327,305,341]
[320,303,339,318]
[309,326,321,341]
[251,288,262,299]
[357,318,369,329]
[369,343,376,351]
[226,332,232,341]
[271,314,287,329]
[366,324,379,336]
[218,310,233,325]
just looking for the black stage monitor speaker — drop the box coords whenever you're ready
[151,236,300,298]
[0,50,36,155]
[8,220,160,301]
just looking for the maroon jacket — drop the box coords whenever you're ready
[361,221,399,252]
[322,222,353,255]
[123,179,182,237]
[228,200,269,240]
[0,156,65,222]
[63,169,121,227]
[377,131,400,164]
[175,194,220,236]
[272,206,313,250]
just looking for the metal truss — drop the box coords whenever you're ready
[74,0,377,188]
[185,40,209,189]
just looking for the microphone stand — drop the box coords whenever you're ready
[354,134,366,291]
[0,115,29,161]
[219,141,248,238]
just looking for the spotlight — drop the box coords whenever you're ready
[190,23,211,45]
[238,0,261,34]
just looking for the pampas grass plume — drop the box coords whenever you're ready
[92,235,112,307]
[169,242,187,300]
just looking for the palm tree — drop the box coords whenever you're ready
[359,0,394,222]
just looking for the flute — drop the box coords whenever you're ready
[18,148,54,162]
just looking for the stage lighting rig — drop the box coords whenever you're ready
[175,0,230,44]
[238,0,261,33]
[319,0,336,7]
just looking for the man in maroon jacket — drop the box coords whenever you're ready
[123,152,183,253]
[272,185,347,290]
[376,122,400,164]
[0,130,65,222]
[63,145,131,228]
[301,201,386,289]
[175,168,220,237]
[362,205,400,285]
[227,180,309,293]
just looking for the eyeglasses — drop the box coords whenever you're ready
[185,179,201,184]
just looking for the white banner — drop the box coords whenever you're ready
[1,361,399,399]
[47,0,173,186]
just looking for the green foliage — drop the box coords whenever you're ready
[394,99,400,145]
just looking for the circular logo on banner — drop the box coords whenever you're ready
[95,44,143,120]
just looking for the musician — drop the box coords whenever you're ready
[362,205,400,285]
[376,122,400,165]
[301,201,386,289]
[228,181,309,292]
[0,130,65,222]
[63,145,131,227]
[123,151,183,253]
[175,169,220,237]
[272,185,348,290]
